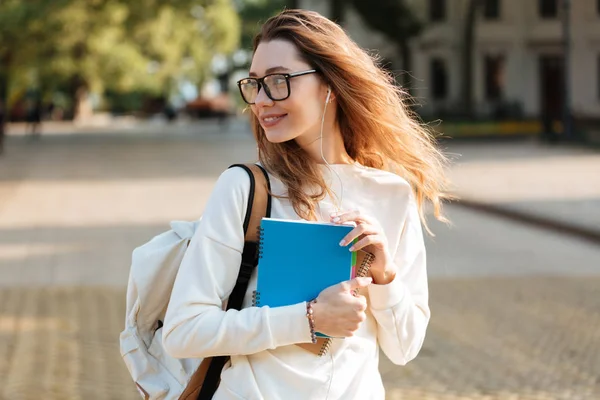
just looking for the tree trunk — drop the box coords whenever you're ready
[74,86,92,122]
[69,75,91,122]
[461,0,482,117]
[0,51,11,155]
[330,0,345,24]
[69,42,92,122]
[399,41,412,94]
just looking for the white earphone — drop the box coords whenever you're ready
[319,85,344,213]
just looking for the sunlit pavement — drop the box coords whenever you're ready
[0,122,598,399]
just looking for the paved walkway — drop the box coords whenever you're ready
[9,117,599,239]
[447,138,600,243]
[0,120,598,399]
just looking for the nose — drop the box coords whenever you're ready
[254,85,274,108]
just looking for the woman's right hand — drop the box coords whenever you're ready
[311,277,372,338]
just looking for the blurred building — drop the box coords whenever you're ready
[299,0,600,122]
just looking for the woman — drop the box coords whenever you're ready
[163,9,449,400]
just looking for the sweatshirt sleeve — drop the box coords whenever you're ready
[162,167,314,359]
[367,193,430,366]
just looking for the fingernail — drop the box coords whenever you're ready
[349,246,355,251]
[332,217,340,223]
[339,240,346,246]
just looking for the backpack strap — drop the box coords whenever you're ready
[237,163,272,241]
[225,163,271,312]
[193,163,271,400]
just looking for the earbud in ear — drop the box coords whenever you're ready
[326,86,332,103]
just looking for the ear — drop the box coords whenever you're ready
[326,86,335,103]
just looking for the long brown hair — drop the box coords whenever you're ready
[251,9,451,231]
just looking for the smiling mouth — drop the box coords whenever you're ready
[261,114,287,127]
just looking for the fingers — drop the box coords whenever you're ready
[333,210,379,249]
[343,304,367,336]
[317,282,369,338]
[351,297,368,329]
[354,295,367,312]
[339,223,377,247]
[331,209,374,226]
[349,234,385,252]
[341,276,372,292]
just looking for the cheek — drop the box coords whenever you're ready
[286,84,318,117]
[290,102,322,129]
[286,94,321,123]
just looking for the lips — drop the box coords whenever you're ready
[260,113,287,128]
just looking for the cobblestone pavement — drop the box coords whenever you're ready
[0,131,599,399]
[1,276,598,400]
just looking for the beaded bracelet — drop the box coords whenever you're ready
[306,299,317,344]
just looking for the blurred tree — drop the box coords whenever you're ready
[0,0,70,153]
[40,1,149,120]
[132,0,240,106]
[44,0,240,120]
[330,0,344,24]
[350,0,423,91]
[0,0,240,144]
[230,0,287,97]
[461,0,483,117]
[237,0,287,50]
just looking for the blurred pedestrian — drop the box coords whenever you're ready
[26,97,43,139]
[163,103,177,123]
[160,9,450,400]
[0,98,5,154]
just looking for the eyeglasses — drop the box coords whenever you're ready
[237,69,318,105]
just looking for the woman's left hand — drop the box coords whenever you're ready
[331,210,397,285]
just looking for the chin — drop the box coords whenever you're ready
[263,127,298,144]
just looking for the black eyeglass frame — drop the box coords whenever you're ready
[237,69,318,105]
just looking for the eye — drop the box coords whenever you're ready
[266,75,287,87]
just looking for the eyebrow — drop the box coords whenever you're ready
[249,66,292,77]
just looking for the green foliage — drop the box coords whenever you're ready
[0,0,241,107]
[237,0,288,50]
[130,0,241,93]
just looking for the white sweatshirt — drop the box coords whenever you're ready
[162,163,430,400]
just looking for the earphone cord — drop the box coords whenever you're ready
[319,89,344,213]
[324,351,334,400]
[322,89,339,400]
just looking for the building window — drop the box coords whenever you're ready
[483,0,501,19]
[431,58,448,100]
[484,55,505,100]
[430,0,446,22]
[539,0,558,18]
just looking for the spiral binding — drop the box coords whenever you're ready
[319,338,332,357]
[257,226,264,259]
[251,290,261,307]
[357,251,375,278]
[252,227,265,308]
[319,252,375,357]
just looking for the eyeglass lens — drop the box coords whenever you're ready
[240,74,289,103]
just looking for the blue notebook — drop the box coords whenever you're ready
[253,218,355,313]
